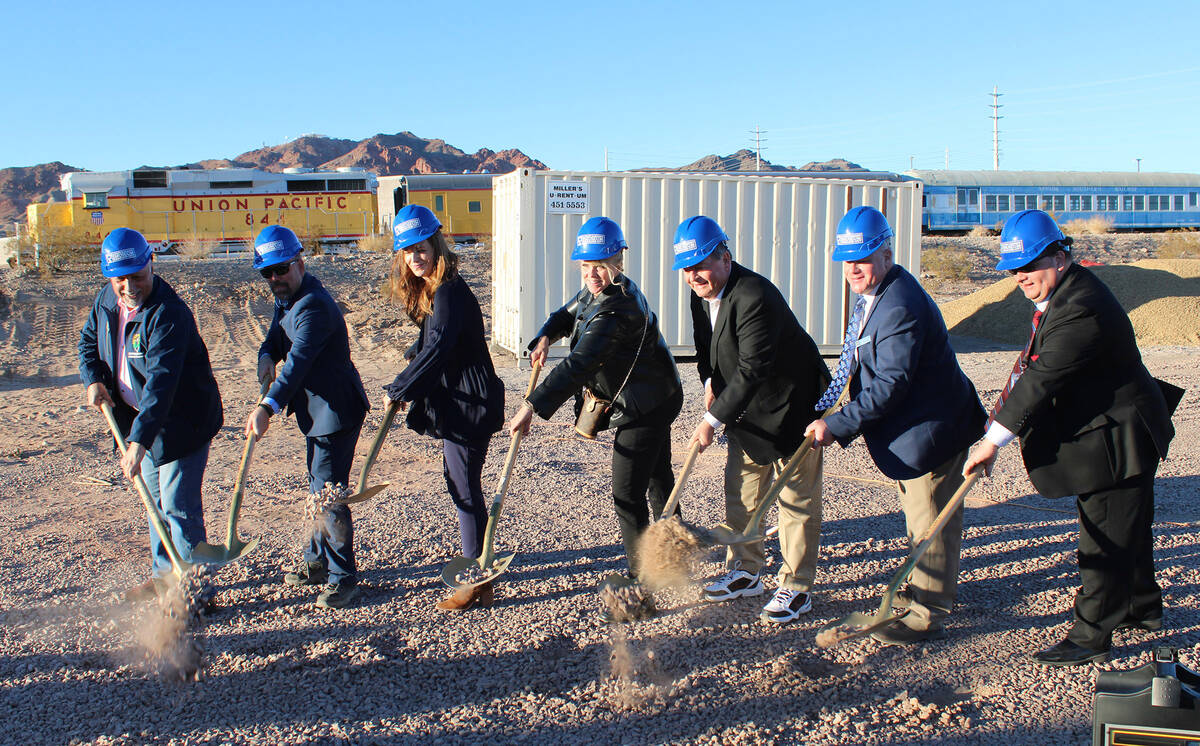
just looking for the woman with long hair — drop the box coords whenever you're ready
[384,205,504,610]
[508,217,682,616]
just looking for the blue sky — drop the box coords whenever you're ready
[5,0,1199,175]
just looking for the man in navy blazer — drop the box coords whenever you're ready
[79,228,223,602]
[806,207,985,645]
[245,226,369,609]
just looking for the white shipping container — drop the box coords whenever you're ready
[491,169,922,362]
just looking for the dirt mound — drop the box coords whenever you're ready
[941,258,1200,346]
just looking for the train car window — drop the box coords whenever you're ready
[1040,196,1053,211]
[1108,196,1119,210]
[1190,192,1198,207]
[1123,195,1134,211]
[1174,195,1184,211]
[1135,195,1145,210]
[1081,195,1092,211]
[84,192,108,209]
[210,180,252,189]
[434,195,445,211]
[1096,197,1107,212]
[985,195,997,212]
[1070,196,1081,212]
[287,180,326,192]
[1053,196,1065,212]
[468,200,482,213]
[997,195,1010,211]
[327,179,366,191]
[132,170,168,189]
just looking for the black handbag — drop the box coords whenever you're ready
[574,312,649,439]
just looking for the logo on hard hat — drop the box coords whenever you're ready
[577,233,606,246]
[836,232,863,246]
[395,218,421,235]
[256,240,283,257]
[1000,238,1025,255]
[673,239,697,255]
[106,247,138,263]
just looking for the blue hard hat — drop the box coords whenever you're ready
[571,217,627,261]
[392,205,441,252]
[996,209,1071,271]
[671,216,729,270]
[100,228,152,278]
[832,206,894,262]
[253,225,303,269]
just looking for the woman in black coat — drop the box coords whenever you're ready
[508,217,682,596]
[385,205,504,611]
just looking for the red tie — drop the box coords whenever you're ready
[987,309,1044,426]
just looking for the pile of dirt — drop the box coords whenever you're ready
[941,258,1200,346]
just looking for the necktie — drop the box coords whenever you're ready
[987,309,1044,426]
[815,295,867,410]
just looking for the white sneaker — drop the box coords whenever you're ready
[703,569,764,602]
[760,588,813,624]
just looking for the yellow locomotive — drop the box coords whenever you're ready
[26,167,377,252]
[377,174,493,242]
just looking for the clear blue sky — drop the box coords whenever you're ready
[5,0,1199,175]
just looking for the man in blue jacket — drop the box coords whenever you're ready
[245,226,369,609]
[805,206,985,646]
[78,228,223,602]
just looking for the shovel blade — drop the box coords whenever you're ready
[816,609,908,648]
[440,552,516,590]
[334,482,389,506]
[190,535,260,565]
[706,523,764,547]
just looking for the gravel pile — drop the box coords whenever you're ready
[0,244,1196,744]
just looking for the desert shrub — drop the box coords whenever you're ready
[968,225,995,237]
[358,234,393,253]
[300,232,324,257]
[921,246,971,281]
[176,235,211,260]
[24,225,95,276]
[1062,217,1114,235]
[1157,230,1200,259]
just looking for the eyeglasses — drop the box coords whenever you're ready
[259,259,297,279]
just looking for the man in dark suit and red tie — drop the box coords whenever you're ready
[964,209,1177,666]
[806,206,985,647]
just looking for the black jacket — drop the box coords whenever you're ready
[78,275,223,464]
[995,262,1174,498]
[260,272,369,437]
[385,276,504,442]
[691,262,830,465]
[527,274,681,429]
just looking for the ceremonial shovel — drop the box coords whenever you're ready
[816,469,982,648]
[597,440,703,593]
[100,401,194,580]
[440,361,542,591]
[330,398,399,507]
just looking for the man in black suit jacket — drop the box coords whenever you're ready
[965,209,1175,666]
[673,216,830,625]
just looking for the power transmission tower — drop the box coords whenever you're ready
[990,86,1003,170]
[750,126,767,171]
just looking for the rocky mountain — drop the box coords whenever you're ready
[0,162,76,227]
[669,149,866,173]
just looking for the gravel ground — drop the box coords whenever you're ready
[0,239,1196,745]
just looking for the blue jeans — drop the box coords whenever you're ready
[443,436,491,558]
[304,423,363,585]
[140,443,210,577]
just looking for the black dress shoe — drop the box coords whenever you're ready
[1031,640,1109,667]
[1115,617,1163,632]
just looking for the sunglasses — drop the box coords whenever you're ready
[1007,254,1058,276]
[259,259,298,279]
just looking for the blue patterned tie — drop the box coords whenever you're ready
[815,295,867,411]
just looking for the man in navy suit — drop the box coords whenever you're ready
[245,226,369,609]
[806,206,985,646]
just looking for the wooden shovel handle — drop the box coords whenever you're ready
[657,441,701,520]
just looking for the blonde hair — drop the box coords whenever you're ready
[388,230,459,324]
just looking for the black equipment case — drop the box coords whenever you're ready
[1092,647,1200,745]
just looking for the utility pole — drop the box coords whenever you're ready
[1135,157,1142,173]
[990,85,1003,170]
[604,148,609,172]
[945,147,950,170]
[910,155,915,170]
[750,126,767,170]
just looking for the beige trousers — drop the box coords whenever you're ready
[723,432,823,592]
[894,447,969,631]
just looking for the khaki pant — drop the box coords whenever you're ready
[894,447,969,631]
[723,431,823,592]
